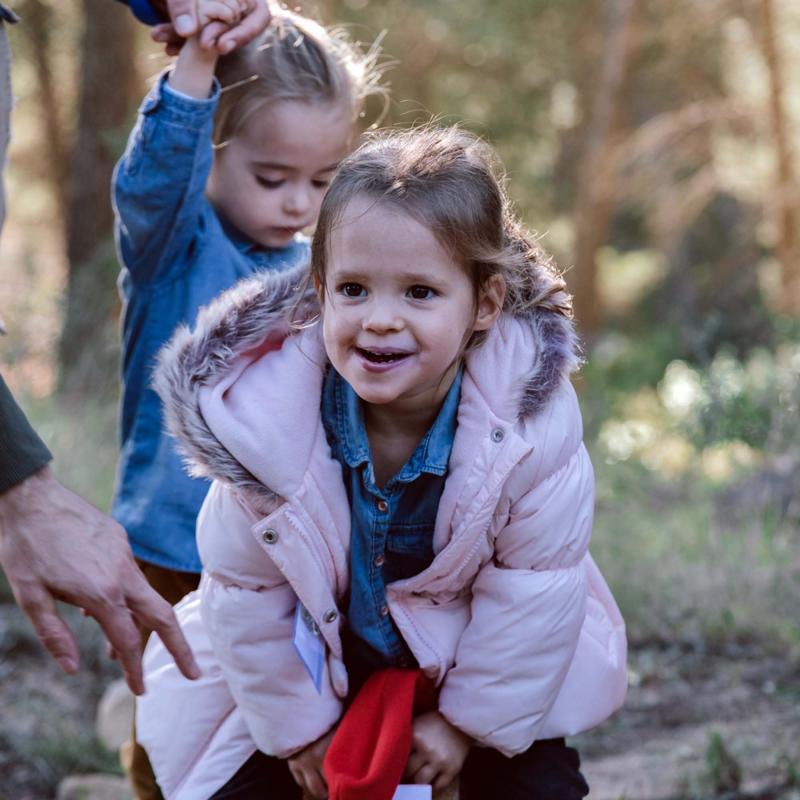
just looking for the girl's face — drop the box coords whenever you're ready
[319,196,504,418]
[206,99,352,249]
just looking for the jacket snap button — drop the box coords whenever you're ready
[491,427,505,443]
[377,500,389,512]
[380,605,390,617]
[262,528,279,544]
[323,609,338,624]
[374,554,386,567]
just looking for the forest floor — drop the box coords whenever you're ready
[1,582,799,800]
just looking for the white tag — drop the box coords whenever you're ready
[393,787,432,800]
[292,601,325,694]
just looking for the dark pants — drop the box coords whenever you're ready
[210,737,588,800]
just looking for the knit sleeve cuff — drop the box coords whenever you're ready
[0,378,52,494]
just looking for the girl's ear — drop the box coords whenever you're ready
[473,274,506,332]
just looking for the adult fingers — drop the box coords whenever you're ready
[88,599,147,695]
[205,0,242,25]
[165,0,199,37]
[215,1,271,54]
[125,572,200,681]
[199,19,229,51]
[15,583,80,674]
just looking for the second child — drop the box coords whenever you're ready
[111,4,383,796]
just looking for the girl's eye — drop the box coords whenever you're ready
[339,282,366,298]
[256,176,283,189]
[312,179,331,190]
[407,285,436,300]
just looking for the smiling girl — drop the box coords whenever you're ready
[139,127,627,800]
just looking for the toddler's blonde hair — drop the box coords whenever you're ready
[213,10,386,146]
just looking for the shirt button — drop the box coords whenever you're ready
[322,609,338,624]
[491,427,505,443]
[374,554,386,567]
[377,500,389,512]
[261,528,279,544]
[379,605,389,617]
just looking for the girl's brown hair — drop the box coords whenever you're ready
[213,10,386,147]
[310,126,572,346]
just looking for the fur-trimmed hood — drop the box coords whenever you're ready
[153,260,581,505]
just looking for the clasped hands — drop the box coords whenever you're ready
[289,710,472,800]
[153,0,272,56]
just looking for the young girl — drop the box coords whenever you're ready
[112,4,382,795]
[140,127,627,800]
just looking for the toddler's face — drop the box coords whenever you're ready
[206,99,352,248]
[319,196,503,417]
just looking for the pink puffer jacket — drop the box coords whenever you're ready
[137,262,627,799]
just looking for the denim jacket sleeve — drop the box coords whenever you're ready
[112,73,220,285]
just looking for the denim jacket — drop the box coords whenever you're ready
[112,75,307,571]
[321,367,462,672]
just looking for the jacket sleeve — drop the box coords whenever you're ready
[112,74,219,285]
[438,414,594,756]
[113,0,166,25]
[196,481,343,757]
[0,374,52,493]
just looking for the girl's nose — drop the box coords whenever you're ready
[283,184,311,216]
[362,300,402,332]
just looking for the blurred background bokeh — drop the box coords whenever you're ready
[0,1,798,797]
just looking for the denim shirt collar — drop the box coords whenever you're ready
[332,367,462,483]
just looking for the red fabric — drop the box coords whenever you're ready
[324,669,436,800]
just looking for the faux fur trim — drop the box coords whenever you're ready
[154,262,581,498]
[153,262,317,509]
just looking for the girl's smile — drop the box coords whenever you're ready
[319,196,503,422]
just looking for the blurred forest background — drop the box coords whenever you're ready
[0,0,799,798]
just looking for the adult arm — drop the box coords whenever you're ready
[0,374,52,492]
[0,462,201,694]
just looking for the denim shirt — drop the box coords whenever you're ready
[321,367,462,671]
[112,75,308,571]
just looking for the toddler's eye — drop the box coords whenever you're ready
[407,285,435,300]
[312,179,331,190]
[339,282,366,297]
[256,176,283,189]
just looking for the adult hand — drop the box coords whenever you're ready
[0,466,200,695]
[404,711,472,793]
[151,0,272,56]
[287,726,336,800]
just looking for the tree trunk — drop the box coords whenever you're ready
[58,0,137,391]
[571,0,639,338]
[19,0,69,229]
[759,0,800,315]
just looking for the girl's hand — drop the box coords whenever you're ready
[287,727,336,800]
[405,711,472,793]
